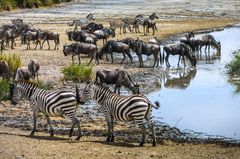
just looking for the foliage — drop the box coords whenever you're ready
[32,80,53,90]
[61,64,93,82]
[0,0,72,11]
[0,53,21,75]
[0,80,9,101]
[227,53,240,75]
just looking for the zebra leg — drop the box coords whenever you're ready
[105,113,112,142]
[136,119,147,146]
[110,116,115,142]
[30,104,39,136]
[146,116,157,147]
[45,115,54,137]
[71,116,82,140]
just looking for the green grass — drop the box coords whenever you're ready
[0,80,9,101]
[0,53,21,75]
[61,63,93,82]
[0,0,72,11]
[227,53,240,75]
[32,80,53,90]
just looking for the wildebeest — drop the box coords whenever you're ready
[66,30,97,45]
[68,13,94,31]
[97,40,133,64]
[23,30,43,50]
[95,69,139,94]
[81,22,103,32]
[93,27,115,45]
[195,34,221,60]
[41,31,60,50]
[133,39,161,67]
[28,59,40,80]
[63,42,98,65]
[118,37,135,50]
[14,67,31,81]
[163,43,197,68]
[0,60,10,79]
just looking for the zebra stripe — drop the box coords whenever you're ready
[82,81,160,146]
[10,81,83,140]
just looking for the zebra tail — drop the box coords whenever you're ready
[152,101,160,109]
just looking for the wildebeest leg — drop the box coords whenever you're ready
[182,55,186,67]
[47,40,50,50]
[72,55,75,64]
[78,54,81,65]
[152,26,155,35]
[42,40,46,49]
[177,55,181,68]
[119,26,122,35]
[121,53,126,64]
[87,56,93,66]
[165,53,170,67]
[111,52,114,64]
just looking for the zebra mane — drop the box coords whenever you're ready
[93,81,113,93]
[15,80,38,89]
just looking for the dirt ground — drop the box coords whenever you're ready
[1,0,240,158]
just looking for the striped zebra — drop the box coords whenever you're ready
[82,81,160,146]
[109,19,132,35]
[68,13,94,31]
[9,81,84,140]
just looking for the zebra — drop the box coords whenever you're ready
[132,14,144,33]
[109,18,132,34]
[68,13,94,31]
[9,81,84,140]
[82,81,160,146]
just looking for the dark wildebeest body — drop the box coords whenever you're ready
[95,69,139,94]
[23,30,43,50]
[28,59,40,80]
[118,38,135,50]
[133,39,161,67]
[81,22,103,32]
[42,31,60,50]
[97,40,133,64]
[163,43,196,68]
[67,30,97,45]
[63,42,98,65]
[0,60,10,79]
[93,28,115,45]
[14,67,31,81]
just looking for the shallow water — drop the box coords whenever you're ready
[148,27,240,139]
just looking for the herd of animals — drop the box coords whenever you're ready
[0,13,221,146]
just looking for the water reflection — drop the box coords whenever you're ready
[163,68,197,89]
[149,27,240,139]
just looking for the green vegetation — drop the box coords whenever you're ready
[227,52,240,75]
[61,64,93,82]
[0,0,72,11]
[227,51,240,93]
[32,80,53,90]
[0,53,21,74]
[0,80,9,101]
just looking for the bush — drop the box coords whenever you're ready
[32,80,53,90]
[0,53,21,75]
[227,53,240,75]
[0,80,9,101]
[61,64,93,82]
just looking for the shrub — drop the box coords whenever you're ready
[61,64,93,82]
[0,80,9,101]
[32,80,53,90]
[0,53,21,75]
[227,53,240,75]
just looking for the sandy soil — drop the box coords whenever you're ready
[1,0,240,158]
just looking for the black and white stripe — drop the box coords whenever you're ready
[82,81,160,146]
[10,81,83,140]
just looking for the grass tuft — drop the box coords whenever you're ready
[61,63,93,82]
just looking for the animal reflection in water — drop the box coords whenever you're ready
[163,69,197,89]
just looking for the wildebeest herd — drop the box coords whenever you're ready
[0,13,221,147]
